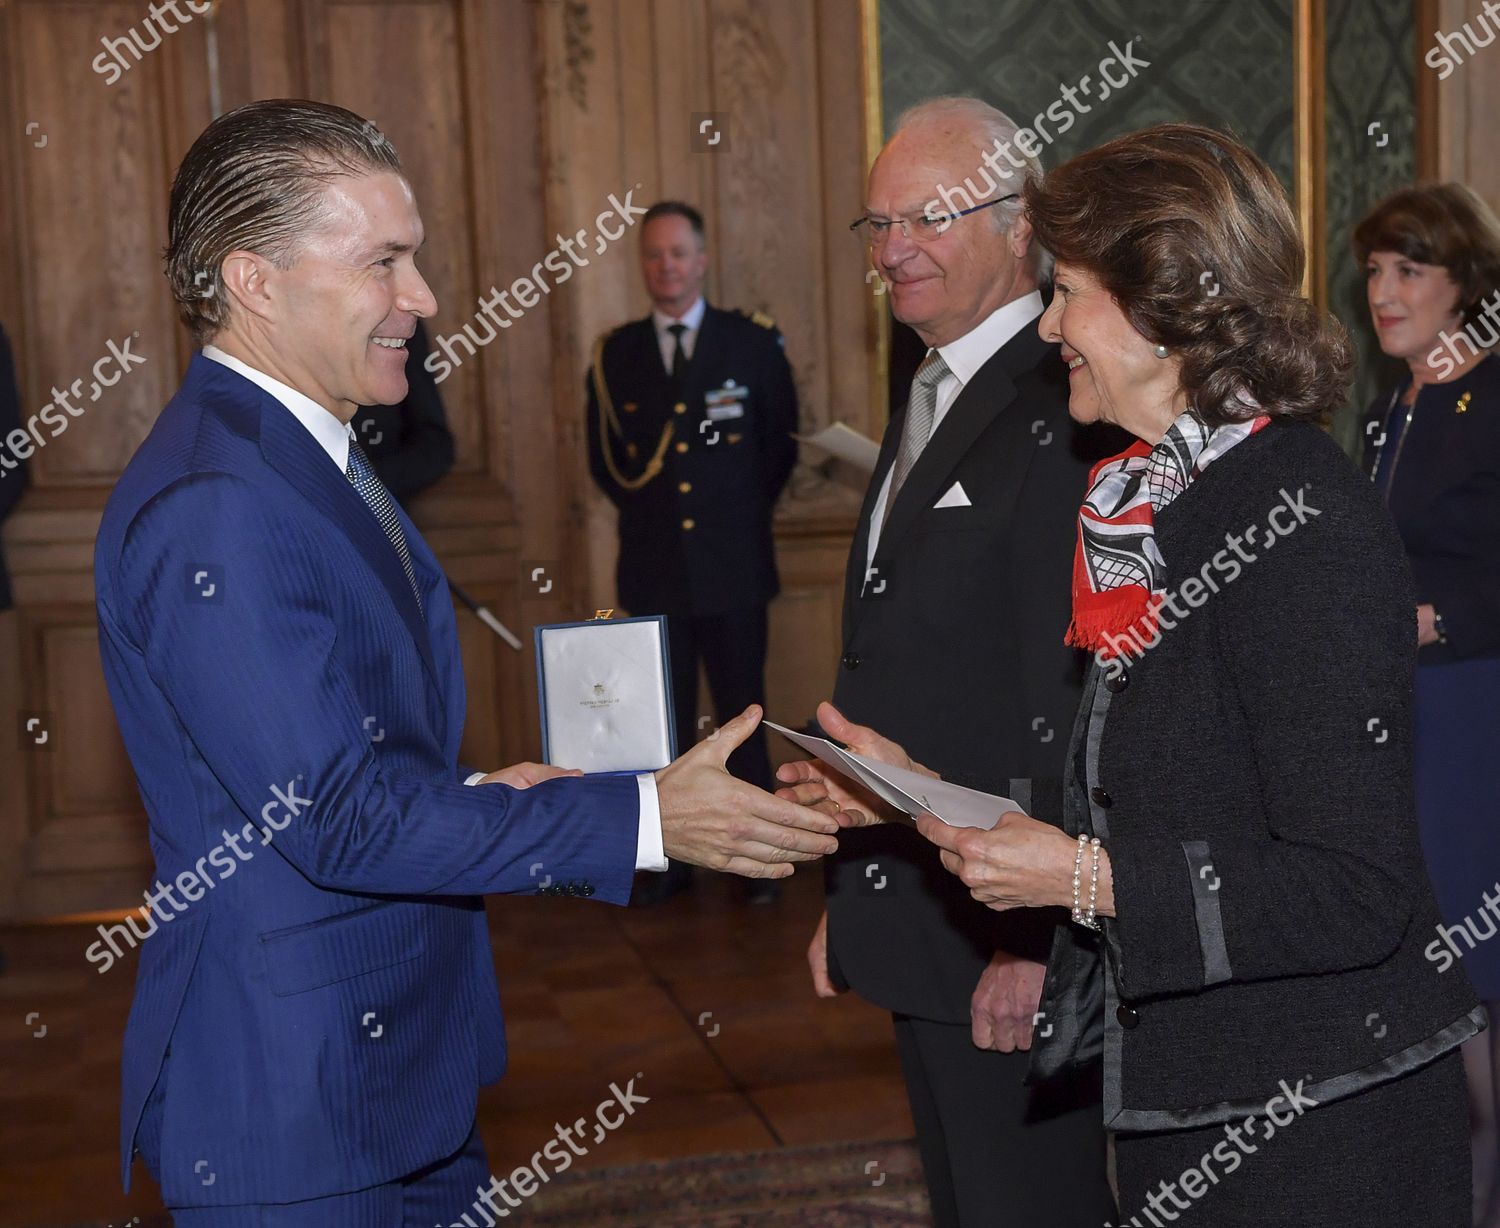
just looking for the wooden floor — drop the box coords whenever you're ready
[0,868,914,1227]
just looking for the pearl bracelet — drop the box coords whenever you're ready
[1071,833,1102,931]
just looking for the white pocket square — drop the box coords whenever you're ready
[933,480,972,509]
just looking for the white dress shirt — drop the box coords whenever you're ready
[865,291,1044,571]
[200,345,667,871]
[652,295,707,374]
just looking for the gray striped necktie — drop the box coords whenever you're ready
[883,350,951,530]
[346,437,424,615]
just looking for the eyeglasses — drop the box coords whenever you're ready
[849,194,1019,245]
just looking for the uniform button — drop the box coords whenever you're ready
[674,402,687,415]
[1105,667,1129,692]
[675,441,689,453]
[678,481,692,493]
[682,518,695,530]
[841,652,860,670]
[1116,1003,1140,1029]
[1090,786,1112,808]
[580,884,595,897]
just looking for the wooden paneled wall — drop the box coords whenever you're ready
[1420,0,1500,208]
[535,0,877,743]
[0,0,874,918]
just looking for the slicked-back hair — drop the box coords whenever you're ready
[166,98,403,342]
[1026,123,1352,427]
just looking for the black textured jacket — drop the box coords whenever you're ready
[1031,420,1485,1128]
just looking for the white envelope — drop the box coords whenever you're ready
[933,480,972,509]
[765,720,1024,829]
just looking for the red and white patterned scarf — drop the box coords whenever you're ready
[1066,410,1271,656]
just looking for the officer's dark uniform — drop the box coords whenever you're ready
[585,302,798,792]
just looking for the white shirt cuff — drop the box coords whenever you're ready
[464,771,486,786]
[634,773,668,871]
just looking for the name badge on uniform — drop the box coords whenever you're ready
[706,380,748,421]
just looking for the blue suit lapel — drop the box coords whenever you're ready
[260,401,441,692]
[186,355,444,693]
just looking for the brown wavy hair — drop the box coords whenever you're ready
[1024,123,1352,426]
[1354,183,1500,331]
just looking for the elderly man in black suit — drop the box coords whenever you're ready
[587,200,799,906]
[782,97,1119,1227]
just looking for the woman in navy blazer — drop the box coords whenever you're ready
[1357,182,1500,1228]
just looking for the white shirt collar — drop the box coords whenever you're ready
[202,345,352,473]
[652,295,706,336]
[934,290,1045,386]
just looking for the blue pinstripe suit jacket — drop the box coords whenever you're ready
[94,353,639,1205]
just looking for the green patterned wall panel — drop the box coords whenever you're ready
[878,0,1418,452]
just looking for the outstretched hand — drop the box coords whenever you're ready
[655,705,842,880]
[774,700,937,827]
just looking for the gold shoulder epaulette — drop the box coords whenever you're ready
[750,310,777,330]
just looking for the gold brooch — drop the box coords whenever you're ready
[1457,391,1471,413]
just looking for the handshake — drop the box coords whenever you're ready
[474,703,883,881]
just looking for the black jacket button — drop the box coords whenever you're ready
[580,884,595,897]
[1105,668,1129,692]
[1090,786,1113,808]
[841,652,860,670]
[1116,1004,1140,1029]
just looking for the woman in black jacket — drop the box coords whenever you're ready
[1356,182,1500,1227]
[784,125,1485,1225]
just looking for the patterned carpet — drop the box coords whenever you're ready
[65,1139,931,1227]
[516,1137,931,1225]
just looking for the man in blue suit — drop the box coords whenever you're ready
[94,99,842,1225]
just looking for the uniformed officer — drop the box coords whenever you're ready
[586,200,799,904]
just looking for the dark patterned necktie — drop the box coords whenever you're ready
[346,437,424,615]
[667,322,688,392]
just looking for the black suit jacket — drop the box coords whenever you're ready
[0,324,28,610]
[350,321,455,509]
[824,314,1122,1024]
[585,304,798,616]
[1358,357,1500,665]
